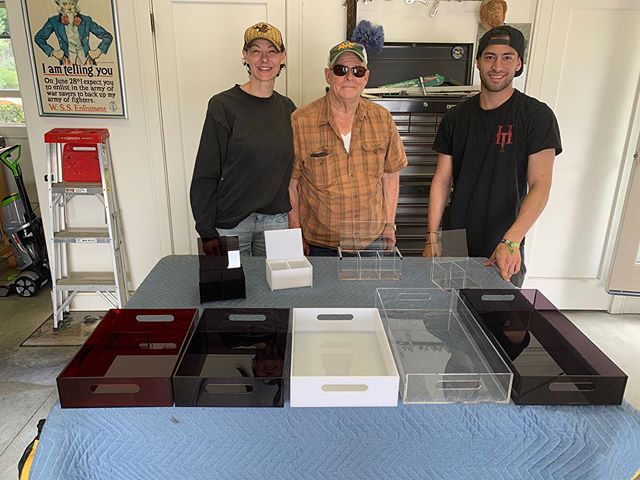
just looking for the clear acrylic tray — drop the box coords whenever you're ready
[376,288,513,404]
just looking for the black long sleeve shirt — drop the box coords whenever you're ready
[190,85,296,239]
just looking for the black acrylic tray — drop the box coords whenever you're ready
[460,289,627,405]
[173,308,290,407]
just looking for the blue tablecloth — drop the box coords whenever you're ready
[31,256,640,479]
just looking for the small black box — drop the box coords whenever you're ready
[198,236,246,303]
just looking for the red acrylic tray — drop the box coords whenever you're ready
[57,309,198,408]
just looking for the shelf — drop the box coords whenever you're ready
[54,228,110,243]
[51,182,103,194]
[56,272,117,291]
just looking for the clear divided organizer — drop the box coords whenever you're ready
[337,221,402,280]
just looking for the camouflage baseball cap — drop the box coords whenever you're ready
[243,22,285,52]
[328,41,368,67]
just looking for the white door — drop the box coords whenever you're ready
[524,0,640,309]
[151,0,287,254]
[608,138,640,296]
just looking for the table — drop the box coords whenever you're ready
[30,256,640,480]
[125,255,509,310]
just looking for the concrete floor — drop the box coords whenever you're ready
[0,291,639,480]
[0,291,76,480]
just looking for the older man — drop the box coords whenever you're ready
[288,41,407,255]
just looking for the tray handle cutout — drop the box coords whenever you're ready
[227,314,267,322]
[316,314,354,321]
[136,314,175,323]
[437,380,482,391]
[397,293,433,301]
[548,382,595,392]
[138,342,177,350]
[321,342,351,348]
[91,384,140,394]
[204,384,254,395]
[321,384,368,392]
[480,294,515,302]
[69,145,98,152]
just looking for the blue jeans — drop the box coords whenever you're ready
[217,212,288,257]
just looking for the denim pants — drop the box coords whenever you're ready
[217,212,289,257]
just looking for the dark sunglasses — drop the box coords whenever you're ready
[332,64,368,78]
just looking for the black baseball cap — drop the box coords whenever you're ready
[476,25,525,77]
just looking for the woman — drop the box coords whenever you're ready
[190,22,295,256]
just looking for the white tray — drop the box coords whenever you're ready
[290,308,399,407]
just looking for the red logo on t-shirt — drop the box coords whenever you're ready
[496,125,513,152]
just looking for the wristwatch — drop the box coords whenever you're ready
[385,223,397,231]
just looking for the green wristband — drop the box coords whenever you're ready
[501,239,520,254]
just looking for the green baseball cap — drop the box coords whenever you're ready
[328,41,368,67]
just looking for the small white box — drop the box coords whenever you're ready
[290,308,399,407]
[265,228,313,291]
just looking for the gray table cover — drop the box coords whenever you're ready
[31,256,640,480]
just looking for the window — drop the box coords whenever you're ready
[0,1,25,124]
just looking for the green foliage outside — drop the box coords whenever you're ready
[0,6,24,124]
[0,7,19,90]
[0,102,25,123]
[0,6,8,35]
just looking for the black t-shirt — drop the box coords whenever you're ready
[433,90,562,257]
[190,85,296,239]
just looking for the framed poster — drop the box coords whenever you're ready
[22,0,127,117]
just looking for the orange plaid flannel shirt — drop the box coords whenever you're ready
[291,95,407,249]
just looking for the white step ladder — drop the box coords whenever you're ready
[45,128,128,330]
